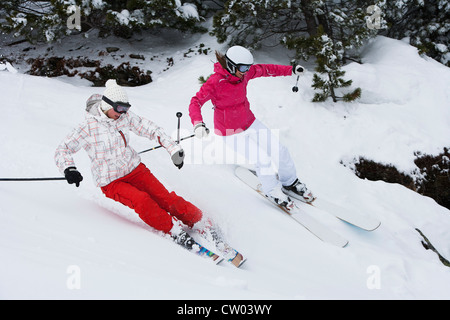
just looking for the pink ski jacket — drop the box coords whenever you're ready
[55,100,180,187]
[189,62,293,136]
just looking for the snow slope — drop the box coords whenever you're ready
[1,33,450,300]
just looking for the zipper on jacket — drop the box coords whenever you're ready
[118,130,127,147]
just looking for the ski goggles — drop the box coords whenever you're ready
[236,64,251,73]
[102,95,131,114]
[226,57,252,74]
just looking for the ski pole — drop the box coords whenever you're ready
[176,112,182,144]
[0,177,65,182]
[139,111,195,154]
[292,75,299,92]
[138,134,195,154]
[2,114,193,181]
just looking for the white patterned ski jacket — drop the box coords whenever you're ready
[55,98,180,187]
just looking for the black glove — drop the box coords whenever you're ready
[171,150,185,169]
[293,65,305,75]
[64,167,83,187]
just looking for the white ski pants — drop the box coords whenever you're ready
[222,119,297,195]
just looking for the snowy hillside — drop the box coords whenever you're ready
[1,32,450,300]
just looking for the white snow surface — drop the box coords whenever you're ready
[1,32,450,299]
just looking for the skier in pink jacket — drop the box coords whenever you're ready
[189,46,314,208]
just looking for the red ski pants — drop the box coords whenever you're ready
[101,163,202,234]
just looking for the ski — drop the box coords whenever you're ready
[225,251,247,268]
[202,238,245,267]
[172,229,224,265]
[283,186,381,231]
[235,166,349,248]
[197,224,247,268]
[310,199,380,231]
[194,243,224,265]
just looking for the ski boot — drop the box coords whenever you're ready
[282,178,315,203]
[171,228,222,264]
[265,187,296,212]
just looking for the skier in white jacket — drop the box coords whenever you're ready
[54,79,244,266]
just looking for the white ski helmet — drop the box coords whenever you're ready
[225,46,254,74]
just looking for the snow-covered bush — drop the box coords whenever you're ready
[0,0,207,42]
[385,0,449,66]
[212,0,386,102]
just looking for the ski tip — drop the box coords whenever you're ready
[237,257,247,268]
[349,218,381,231]
[229,253,246,268]
[367,220,382,232]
